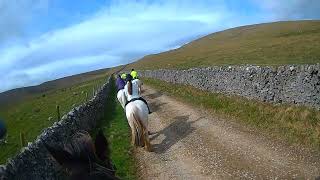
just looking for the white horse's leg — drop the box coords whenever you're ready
[137,117,151,151]
[126,105,136,146]
[136,101,152,151]
[143,126,152,151]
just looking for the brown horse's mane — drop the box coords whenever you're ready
[128,80,133,95]
[44,130,118,180]
[66,131,96,161]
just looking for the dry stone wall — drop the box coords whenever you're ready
[0,77,111,180]
[140,64,320,109]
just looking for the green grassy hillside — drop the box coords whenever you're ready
[129,20,320,70]
[0,66,124,107]
[0,63,128,164]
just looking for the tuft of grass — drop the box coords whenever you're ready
[0,77,106,164]
[143,77,320,150]
[99,77,137,180]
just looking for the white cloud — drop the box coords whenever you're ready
[252,0,320,20]
[1,0,233,92]
[0,0,49,44]
[1,0,319,92]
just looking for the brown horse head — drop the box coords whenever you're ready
[44,130,118,180]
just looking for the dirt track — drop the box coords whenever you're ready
[134,85,320,180]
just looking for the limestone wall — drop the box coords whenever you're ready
[140,65,320,109]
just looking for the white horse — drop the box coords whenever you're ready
[117,89,127,109]
[116,78,141,109]
[125,100,151,151]
[124,77,151,151]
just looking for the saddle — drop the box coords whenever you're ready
[125,97,152,114]
[125,97,147,107]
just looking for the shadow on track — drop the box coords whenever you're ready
[151,116,202,154]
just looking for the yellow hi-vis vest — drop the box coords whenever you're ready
[131,70,138,79]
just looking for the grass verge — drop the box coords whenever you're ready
[99,77,137,180]
[143,77,320,150]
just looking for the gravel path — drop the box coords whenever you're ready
[134,85,320,180]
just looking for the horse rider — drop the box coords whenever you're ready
[121,73,127,80]
[130,68,144,93]
[124,74,152,114]
[116,74,127,109]
[131,69,138,79]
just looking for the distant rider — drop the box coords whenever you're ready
[121,73,127,80]
[130,69,138,79]
[124,74,152,114]
[116,75,127,109]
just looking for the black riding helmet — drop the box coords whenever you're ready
[125,74,133,83]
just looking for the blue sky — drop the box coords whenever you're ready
[0,0,319,92]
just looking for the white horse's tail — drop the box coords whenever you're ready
[126,101,149,148]
[131,108,145,147]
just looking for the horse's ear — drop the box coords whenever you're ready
[94,129,109,161]
[43,142,73,166]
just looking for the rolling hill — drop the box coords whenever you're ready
[128,20,320,70]
[0,66,123,107]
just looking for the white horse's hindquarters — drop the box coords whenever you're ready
[125,100,149,128]
[117,89,127,109]
[125,100,151,148]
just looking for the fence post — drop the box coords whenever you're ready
[20,132,26,148]
[56,105,61,121]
